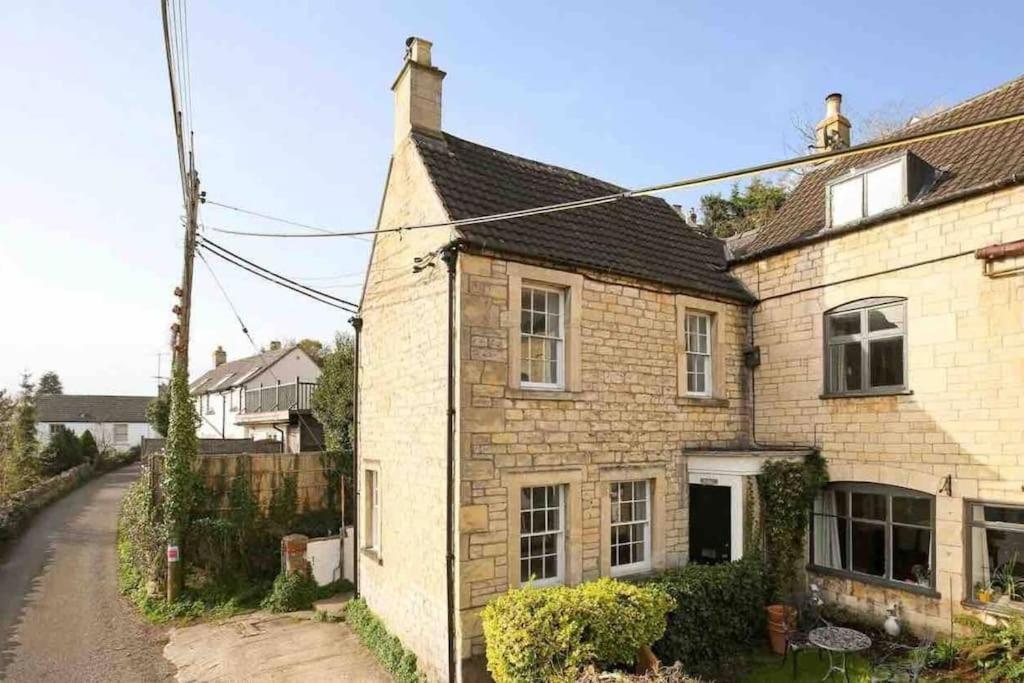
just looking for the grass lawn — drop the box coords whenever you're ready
[737,647,873,682]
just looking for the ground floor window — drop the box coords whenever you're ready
[609,480,651,576]
[520,485,565,586]
[113,423,129,444]
[811,483,934,589]
[365,469,381,553]
[969,502,1024,609]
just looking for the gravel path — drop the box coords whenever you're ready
[0,464,175,682]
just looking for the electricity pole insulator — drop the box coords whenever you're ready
[174,286,183,297]
[172,305,182,315]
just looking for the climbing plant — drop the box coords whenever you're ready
[758,451,828,602]
[161,363,201,596]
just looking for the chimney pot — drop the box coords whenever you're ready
[406,36,432,66]
[213,345,227,367]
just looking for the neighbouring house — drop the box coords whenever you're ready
[35,394,156,451]
[189,341,324,453]
[356,37,1024,681]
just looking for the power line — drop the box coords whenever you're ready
[199,238,360,309]
[197,240,358,313]
[197,250,256,345]
[202,203,372,242]
[205,108,1024,240]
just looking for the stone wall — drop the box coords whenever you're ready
[455,252,750,658]
[731,183,1024,633]
[357,134,455,681]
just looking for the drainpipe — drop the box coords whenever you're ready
[440,243,458,683]
[349,314,363,598]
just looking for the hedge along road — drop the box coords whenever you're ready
[0,463,175,681]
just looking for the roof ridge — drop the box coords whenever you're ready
[875,72,1024,140]
[435,131,628,194]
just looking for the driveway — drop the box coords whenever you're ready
[164,611,391,682]
[0,464,174,681]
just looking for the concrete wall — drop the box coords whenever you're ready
[357,135,456,681]
[455,252,749,659]
[731,183,1024,633]
[37,420,153,451]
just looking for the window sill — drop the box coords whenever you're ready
[819,390,914,400]
[360,548,383,566]
[807,565,940,598]
[507,388,578,401]
[675,396,730,408]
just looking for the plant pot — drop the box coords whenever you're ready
[977,591,992,603]
[766,604,797,655]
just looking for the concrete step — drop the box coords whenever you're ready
[312,593,352,616]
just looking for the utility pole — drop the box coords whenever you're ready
[161,0,199,602]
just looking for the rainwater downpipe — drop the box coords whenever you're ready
[440,243,458,683]
[350,314,363,598]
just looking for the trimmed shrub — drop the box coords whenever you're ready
[261,570,319,612]
[80,430,100,464]
[645,556,766,673]
[38,426,83,476]
[481,578,675,683]
[344,598,420,683]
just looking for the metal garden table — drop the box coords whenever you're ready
[808,626,872,682]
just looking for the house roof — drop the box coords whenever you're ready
[412,132,755,303]
[36,395,154,424]
[730,74,1024,262]
[189,345,296,395]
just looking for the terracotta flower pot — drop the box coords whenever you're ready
[766,604,797,655]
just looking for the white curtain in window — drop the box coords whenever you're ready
[814,491,843,569]
[971,510,991,586]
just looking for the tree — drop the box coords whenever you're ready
[80,430,100,464]
[5,374,40,494]
[698,177,789,238]
[310,333,355,451]
[36,371,63,396]
[39,426,83,476]
[147,386,171,437]
[297,338,326,366]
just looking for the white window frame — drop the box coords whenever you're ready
[826,156,908,227]
[112,423,129,444]
[685,312,713,397]
[365,468,382,554]
[48,423,65,435]
[519,284,566,391]
[824,297,908,396]
[609,480,652,577]
[519,484,566,587]
[967,501,1024,612]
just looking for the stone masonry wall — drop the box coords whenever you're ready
[455,253,750,658]
[731,183,1024,633]
[359,136,455,681]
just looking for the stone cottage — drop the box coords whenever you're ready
[355,36,1024,680]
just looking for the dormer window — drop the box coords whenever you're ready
[826,152,933,227]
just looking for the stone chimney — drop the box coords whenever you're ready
[815,93,851,151]
[213,345,227,367]
[392,36,445,149]
[269,340,282,351]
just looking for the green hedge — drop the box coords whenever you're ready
[644,557,766,672]
[481,578,675,683]
[344,598,420,683]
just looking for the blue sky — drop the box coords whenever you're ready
[1,1,1021,395]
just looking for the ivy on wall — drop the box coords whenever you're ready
[758,451,828,602]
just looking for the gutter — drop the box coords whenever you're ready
[440,243,459,683]
[729,174,1024,266]
[350,314,363,598]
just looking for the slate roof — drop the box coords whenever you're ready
[731,74,1024,261]
[189,345,294,395]
[36,395,154,424]
[412,132,754,303]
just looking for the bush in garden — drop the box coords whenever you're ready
[38,426,83,476]
[79,430,100,464]
[260,569,319,613]
[481,578,675,683]
[644,556,767,673]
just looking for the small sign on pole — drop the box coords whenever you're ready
[167,545,180,563]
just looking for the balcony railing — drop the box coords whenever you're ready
[241,380,317,414]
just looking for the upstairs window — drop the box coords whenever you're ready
[827,153,933,227]
[520,285,565,389]
[684,312,712,396]
[825,297,907,396]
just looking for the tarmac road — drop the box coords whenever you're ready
[0,463,175,682]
